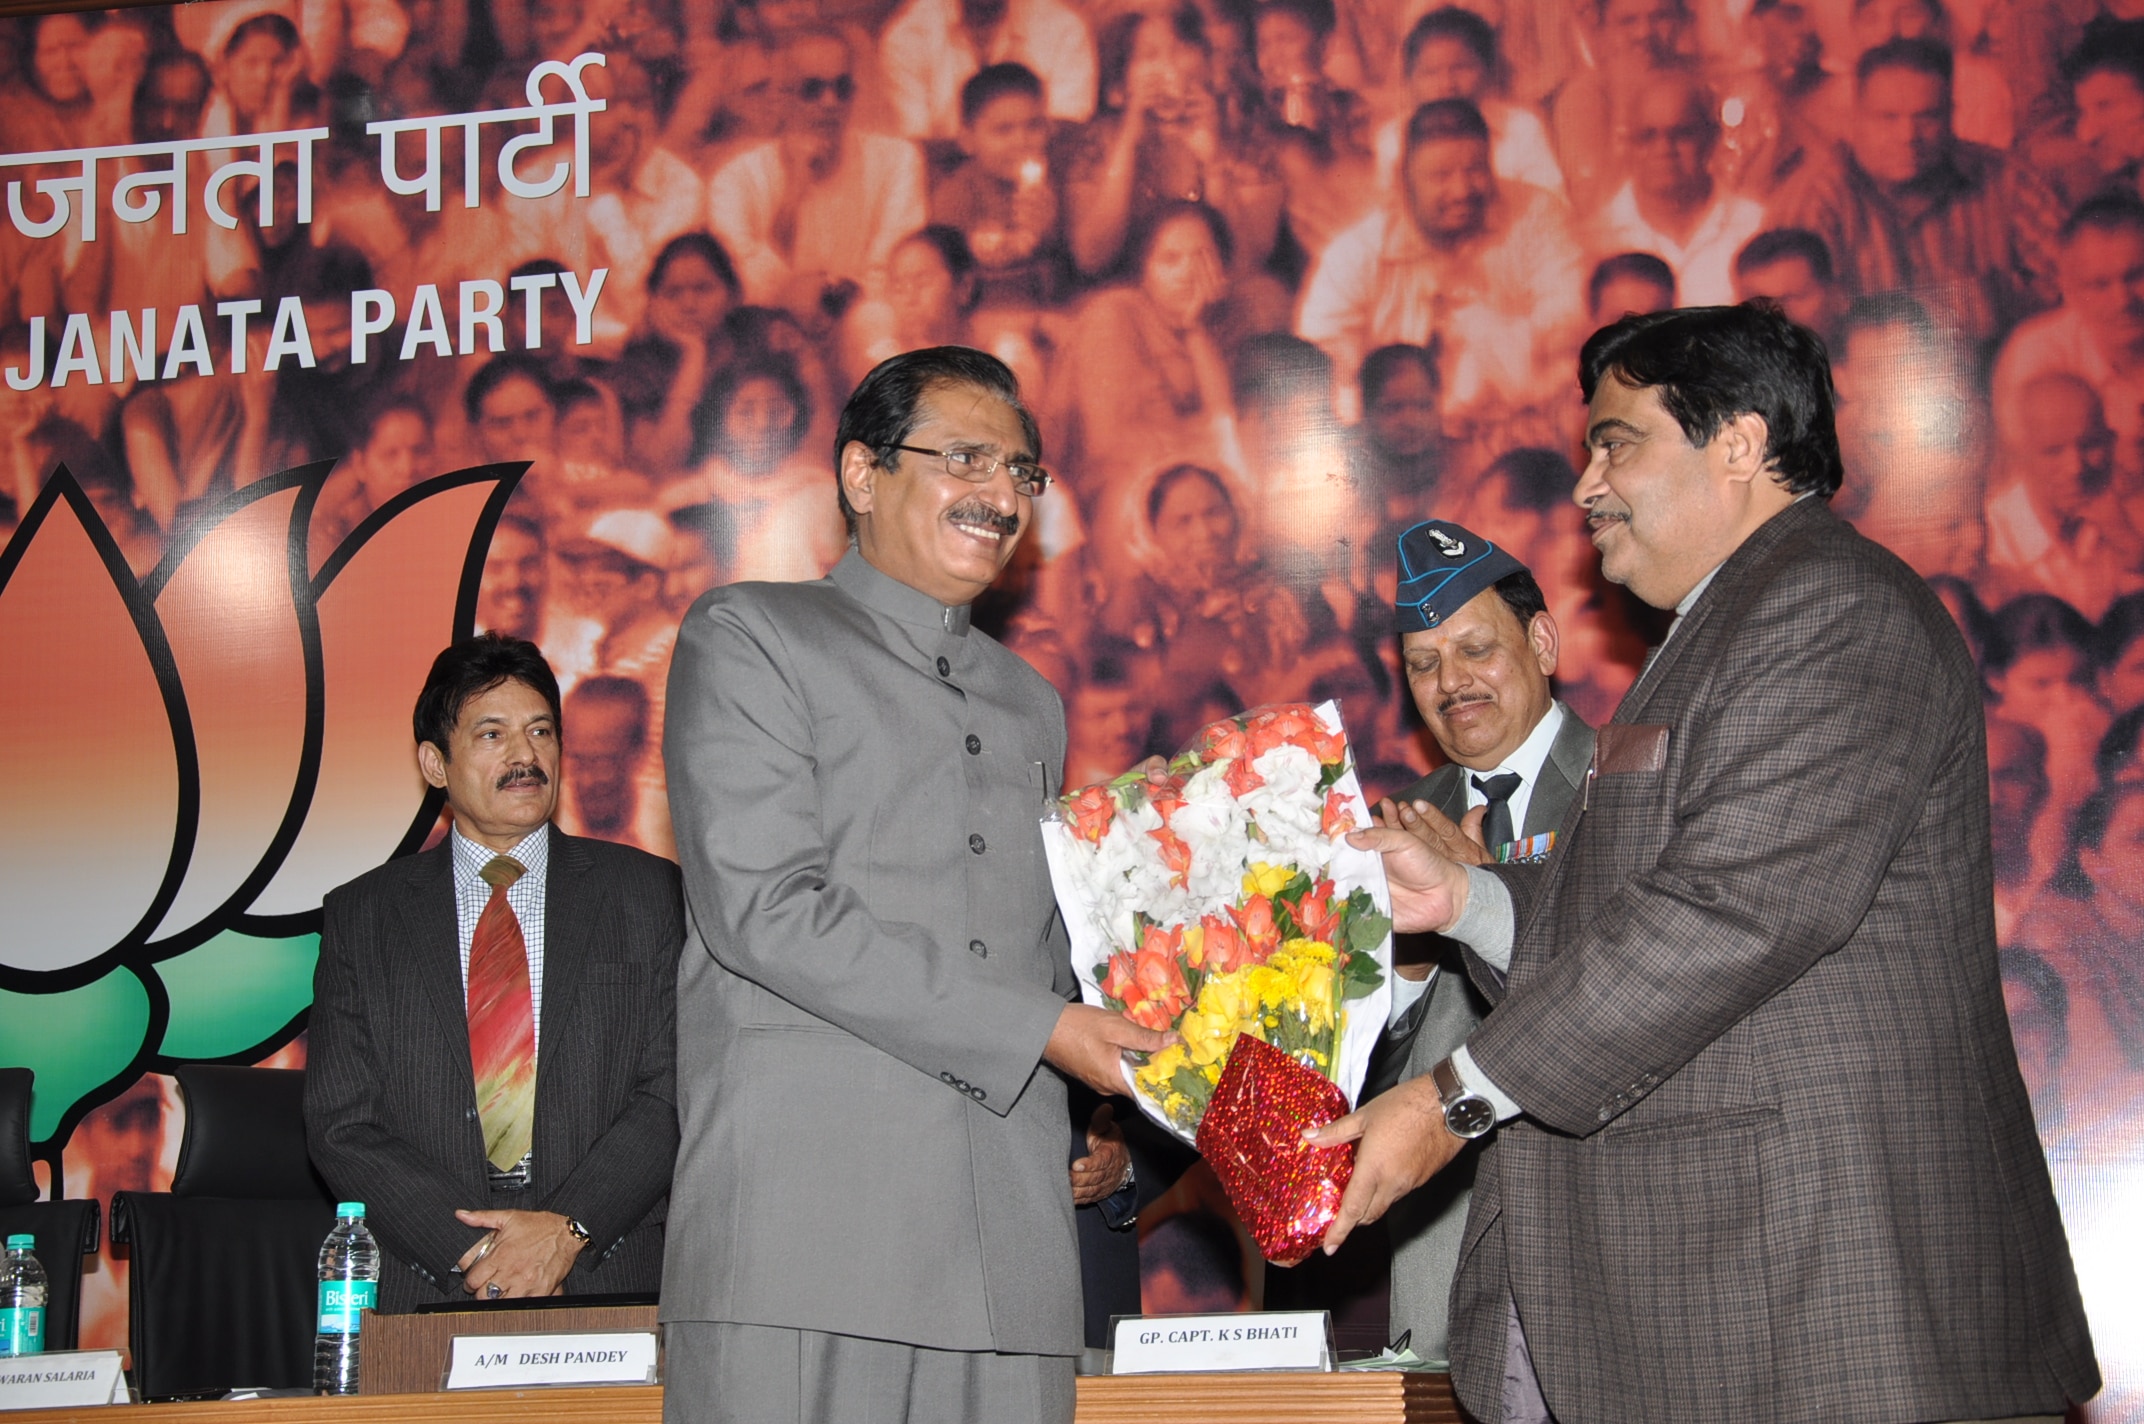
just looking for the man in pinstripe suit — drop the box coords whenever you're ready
[1312,305,2099,1423]
[307,633,684,1312]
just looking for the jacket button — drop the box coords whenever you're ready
[969,834,986,854]
[939,1071,955,1083]
[936,656,951,677]
[970,1086,986,1101]
[466,1108,478,1121]
[969,939,988,957]
[966,734,982,754]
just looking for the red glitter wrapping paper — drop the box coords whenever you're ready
[1195,1032,1357,1266]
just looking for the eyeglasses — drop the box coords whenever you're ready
[793,74,856,103]
[890,444,1051,496]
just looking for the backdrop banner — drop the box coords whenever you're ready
[0,0,2139,1402]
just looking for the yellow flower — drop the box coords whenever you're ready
[1136,1043,1188,1094]
[1242,862,1292,900]
[1202,1060,1222,1085]
[1181,923,1206,969]
[1181,1008,1239,1066]
[1281,937,1335,965]
[1292,959,1336,1030]
[1245,964,1294,1012]
[1197,969,1256,1027]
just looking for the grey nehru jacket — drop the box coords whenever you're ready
[660,549,1082,1355]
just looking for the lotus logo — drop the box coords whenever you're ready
[0,461,522,1174]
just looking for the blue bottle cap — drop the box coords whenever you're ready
[336,1202,366,1218]
[4,1235,31,1250]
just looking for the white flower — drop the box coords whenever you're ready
[1240,744,1333,872]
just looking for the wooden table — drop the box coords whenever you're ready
[2,1373,1463,1423]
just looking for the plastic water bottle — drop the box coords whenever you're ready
[0,1235,45,1358]
[313,1203,379,1394]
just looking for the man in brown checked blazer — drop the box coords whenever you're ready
[1310,304,2100,1423]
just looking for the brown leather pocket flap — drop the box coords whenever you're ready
[1593,723,1670,775]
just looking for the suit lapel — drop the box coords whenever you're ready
[1427,765,1467,823]
[1523,707,1595,839]
[1616,497,1830,724]
[534,827,595,1115]
[395,845,476,1085]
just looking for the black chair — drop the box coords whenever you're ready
[111,1066,334,1399]
[0,1067,100,1351]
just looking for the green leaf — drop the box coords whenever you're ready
[154,930,318,1061]
[1340,949,1387,1001]
[0,968,153,1144]
[1317,758,1351,792]
[1347,910,1393,955]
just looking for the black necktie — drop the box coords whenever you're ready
[1472,772,1523,850]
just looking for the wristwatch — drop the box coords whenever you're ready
[564,1217,593,1247]
[1430,1056,1496,1139]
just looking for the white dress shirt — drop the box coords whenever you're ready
[450,824,549,1055]
[1461,701,1567,837]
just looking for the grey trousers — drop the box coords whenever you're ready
[661,1321,1076,1424]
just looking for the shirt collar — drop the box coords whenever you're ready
[1482,700,1565,785]
[451,824,551,883]
[831,547,973,636]
[1669,492,1816,621]
[1675,565,1720,619]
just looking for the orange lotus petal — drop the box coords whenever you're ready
[0,476,184,973]
[250,468,519,916]
[146,473,322,942]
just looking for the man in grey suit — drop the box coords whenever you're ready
[307,633,684,1310]
[660,347,1164,1424]
[1364,519,1593,1363]
[1313,305,2099,1422]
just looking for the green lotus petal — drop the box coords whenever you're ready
[154,931,318,1061]
[0,969,153,1143]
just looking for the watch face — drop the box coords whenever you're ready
[1447,1096,1496,1139]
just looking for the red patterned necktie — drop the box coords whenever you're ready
[468,855,536,1172]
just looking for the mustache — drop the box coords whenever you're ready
[947,499,1021,535]
[1438,693,1492,715]
[495,764,550,791]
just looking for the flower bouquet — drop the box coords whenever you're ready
[1041,701,1392,1263]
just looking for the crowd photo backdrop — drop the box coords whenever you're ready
[1,0,2141,1404]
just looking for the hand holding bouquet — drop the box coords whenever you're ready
[1042,702,1393,1262]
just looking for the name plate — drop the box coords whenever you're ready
[1111,1311,1332,1375]
[0,1351,126,1410]
[445,1331,658,1389]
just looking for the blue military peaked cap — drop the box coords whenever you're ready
[1394,519,1527,632]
